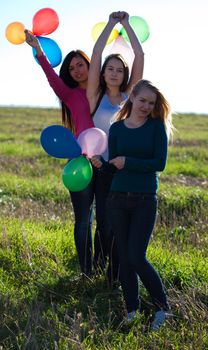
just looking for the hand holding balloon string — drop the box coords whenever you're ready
[24,30,40,48]
[118,11,129,25]
[5,8,62,67]
[40,126,108,191]
[91,155,126,170]
[90,155,103,169]
[92,15,150,45]
[109,12,121,25]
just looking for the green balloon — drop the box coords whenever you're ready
[62,155,93,192]
[120,16,150,43]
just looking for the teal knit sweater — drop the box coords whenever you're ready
[106,117,168,193]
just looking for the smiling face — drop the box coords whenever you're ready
[68,55,89,86]
[103,57,125,88]
[131,87,157,118]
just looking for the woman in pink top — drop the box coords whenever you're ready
[25,31,94,276]
[25,30,94,136]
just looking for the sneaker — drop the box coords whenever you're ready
[127,310,137,322]
[150,310,172,331]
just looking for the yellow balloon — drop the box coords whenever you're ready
[5,22,26,45]
[91,22,119,45]
[91,22,106,42]
[108,28,119,44]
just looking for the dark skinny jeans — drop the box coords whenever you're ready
[107,191,169,312]
[70,180,94,275]
[93,168,119,283]
[70,168,119,279]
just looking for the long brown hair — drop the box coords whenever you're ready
[59,50,90,132]
[91,53,129,116]
[115,79,174,139]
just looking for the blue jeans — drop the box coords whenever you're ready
[107,191,169,312]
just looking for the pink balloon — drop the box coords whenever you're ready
[77,128,108,158]
[32,8,59,36]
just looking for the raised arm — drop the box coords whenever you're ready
[86,12,120,113]
[119,12,144,95]
[24,30,43,57]
[24,30,77,111]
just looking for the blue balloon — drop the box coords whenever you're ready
[32,36,62,67]
[40,125,82,159]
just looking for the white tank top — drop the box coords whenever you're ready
[93,93,127,160]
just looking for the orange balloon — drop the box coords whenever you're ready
[91,22,119,45]
[5,22,26,45]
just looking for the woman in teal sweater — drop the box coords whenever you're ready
[91,79,173,330]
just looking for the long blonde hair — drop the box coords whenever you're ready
[115,79,174,139]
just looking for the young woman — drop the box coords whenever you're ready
[87,11,144,284]
[92,79,173,329]
[25,30,94,276]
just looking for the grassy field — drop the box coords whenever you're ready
[0,107,207,349]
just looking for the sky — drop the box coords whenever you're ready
[1,0,208,114]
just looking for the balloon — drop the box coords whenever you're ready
[108,28,119,44]
[32,36,62,67]
[77,128,108,158]
[32,8,59,36]
[91,22,119,45]
[62,156,93,192]
[5,22,26,45]
[40,125,82,159]
[120,16,150,43]
[110,36,134,71]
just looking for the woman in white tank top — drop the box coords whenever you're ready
[86,11,144,285]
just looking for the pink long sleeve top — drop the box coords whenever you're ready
[37,54,94,137]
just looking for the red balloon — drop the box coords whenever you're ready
[32,8,59,36]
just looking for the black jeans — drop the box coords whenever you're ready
[108,191,169,312]
[70,179,94,275]
[70,168,119,279]
[93,168,119,283]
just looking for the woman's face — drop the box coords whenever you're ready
[103,58,125,88]
[69,56,89,84]
[132,87,156,117]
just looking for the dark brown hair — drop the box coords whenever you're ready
[59,50,90,132]
[92,53,129,116]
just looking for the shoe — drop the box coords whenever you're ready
[150,310,172,331]
[127,310,137,322]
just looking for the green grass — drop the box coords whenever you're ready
[0,107,208,349]
[165,146,208,177]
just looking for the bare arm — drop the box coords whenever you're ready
[24,30,78,118]
[120,12,144,94]
[86,12,120,113]
[24,30,43,57]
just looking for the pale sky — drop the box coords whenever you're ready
[1,0,208,114]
